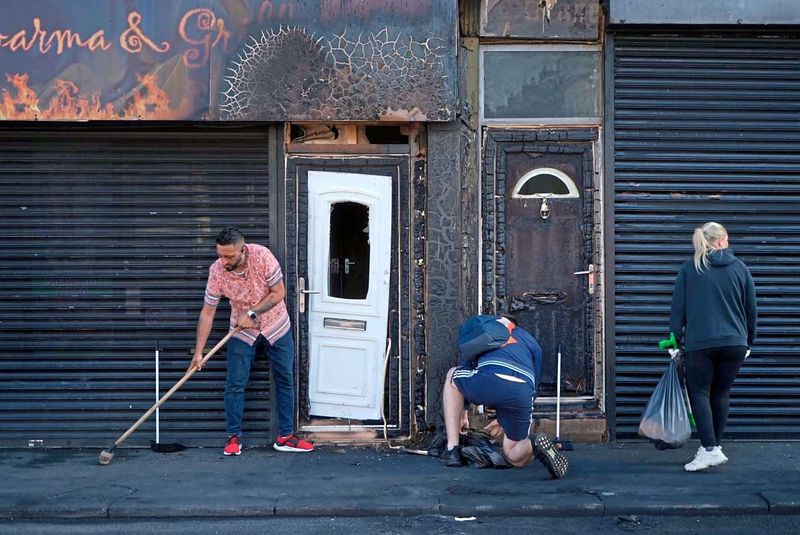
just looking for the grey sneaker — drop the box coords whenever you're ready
[532,433,569,479]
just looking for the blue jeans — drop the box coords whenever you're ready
[225,331,296,437]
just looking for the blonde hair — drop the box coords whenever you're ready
[693,222,728,272]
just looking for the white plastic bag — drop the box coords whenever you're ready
[638,358,691,449]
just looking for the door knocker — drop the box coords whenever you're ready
[539,197,551,220]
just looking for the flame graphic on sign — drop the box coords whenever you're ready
[1,73,179,120]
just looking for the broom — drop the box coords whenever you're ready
[98,328,239,465]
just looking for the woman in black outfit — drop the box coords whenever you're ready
[669,222,757,472]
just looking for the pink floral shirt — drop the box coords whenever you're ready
[204,243,290,345]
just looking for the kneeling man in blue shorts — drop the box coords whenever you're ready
[441,315,569,478]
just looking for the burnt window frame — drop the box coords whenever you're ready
[479,43,602,125]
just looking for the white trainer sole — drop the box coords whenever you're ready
[685,456,727,472]
[273,443,313,453]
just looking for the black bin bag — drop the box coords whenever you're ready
[638,358,691,450]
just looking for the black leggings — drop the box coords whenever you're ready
[685,346,747,448]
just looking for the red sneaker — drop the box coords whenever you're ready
[273,434,314,452]
[223,435,242,456]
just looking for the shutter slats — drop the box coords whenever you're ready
[613,34,800,438]
[0,124,272,447]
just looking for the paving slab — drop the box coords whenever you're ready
[760,491,800,514]
[0,442,798,519]
[597,489,768,516]
[275,485,440,517]
[439,487,603,517]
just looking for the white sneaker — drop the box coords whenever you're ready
[684,446,728,472]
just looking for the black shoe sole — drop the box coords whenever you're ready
[532,433,569,479]
[439,454,463,467]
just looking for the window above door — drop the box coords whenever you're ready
[480,44,602,125]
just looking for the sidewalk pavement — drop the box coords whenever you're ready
[1,441,798,519]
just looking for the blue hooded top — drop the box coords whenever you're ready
[458,318,542,390]
[669,248,757,351]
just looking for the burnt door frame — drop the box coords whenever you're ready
[482,127,599,402]
[285,155,412,435]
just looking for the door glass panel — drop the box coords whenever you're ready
[513,168,579,198]
[329,202,370,299]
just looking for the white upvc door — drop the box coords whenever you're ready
[306,171,391,420]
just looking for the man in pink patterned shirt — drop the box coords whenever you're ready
[191,227,313,455]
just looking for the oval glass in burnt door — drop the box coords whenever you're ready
[504,151,590,397]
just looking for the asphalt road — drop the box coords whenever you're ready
[1,515,798,535]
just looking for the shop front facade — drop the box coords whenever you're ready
[1,0,798,449]
[0,0,456,447]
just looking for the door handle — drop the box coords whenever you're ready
[573,264,595,295]
[298,277,320,313]
[344,257,356,275]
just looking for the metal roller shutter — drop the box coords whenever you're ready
[0,123,272,447]
[613,34,800,438]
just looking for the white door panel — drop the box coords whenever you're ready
[307,171,391,420]
[311,338,377,412]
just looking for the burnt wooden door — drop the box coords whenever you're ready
[483,129,597,397]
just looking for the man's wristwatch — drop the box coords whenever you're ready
[247,309,258,321]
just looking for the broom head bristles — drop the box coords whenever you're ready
[98,449,115,465]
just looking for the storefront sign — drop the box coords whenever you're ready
[0,0,456,121]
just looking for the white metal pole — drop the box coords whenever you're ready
[556,346,562,439]
[155,343,160,444]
